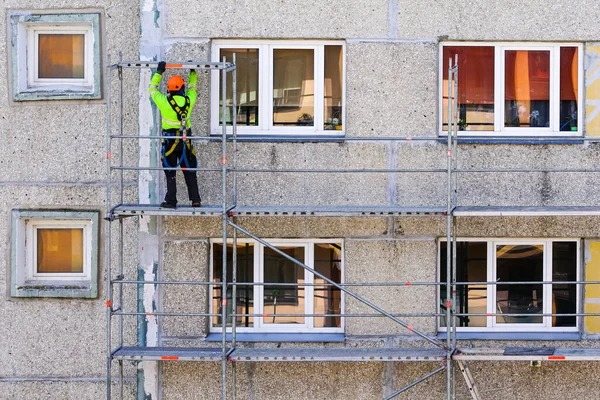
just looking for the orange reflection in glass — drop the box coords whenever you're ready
[38,34,85,79]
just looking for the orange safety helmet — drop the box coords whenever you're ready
[167,75,185,92]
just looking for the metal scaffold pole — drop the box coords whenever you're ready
[445,56,456,400]
[221,56,229,400]
[105,54,113,400]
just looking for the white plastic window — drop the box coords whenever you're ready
[440,42,582,137]
[211,40,345,136]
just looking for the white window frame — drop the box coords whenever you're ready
[26,219,92,282]
[437,238,580,333]
[439,42,583,137]
[210,40,346,137]
[27,25,95,89]
[11,210,99,298]
[210,238,344,334]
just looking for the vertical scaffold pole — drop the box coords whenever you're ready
[451,53,459,400]
[445,56,454,400]
[117,52,125,400]
[232,53,238,207]
[231,54,238,400]
[105,55,113,400]
[220,56,229,400]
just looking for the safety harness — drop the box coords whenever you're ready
[162,94,196,168]
[167,94,191,130]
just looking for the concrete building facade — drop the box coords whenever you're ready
[5,0,600,399]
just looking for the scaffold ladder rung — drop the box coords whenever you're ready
[457,360,481,400]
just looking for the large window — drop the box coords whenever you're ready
[211,41,345,136]
[9,12,102,101]
[211,239,343,333]
[438,239,578,332]
[11,210,99,298]
[440,43,582,136]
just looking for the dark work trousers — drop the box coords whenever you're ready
[161,129,201,205]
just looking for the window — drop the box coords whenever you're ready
[11,210,99,298]
[440,43,582,136]
[211,40,345,136]
[210,239,343,333]
[438,239,578,332]
[9,12,101,101]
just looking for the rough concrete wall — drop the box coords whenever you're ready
[397,0,600,41]
[0,2,140,397]
[162,240,209,337]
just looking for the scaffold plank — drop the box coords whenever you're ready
[454,348,600,361]
[229,348,447,362]
[111,204,446,218]
[454,206,600,217]
[112,346,223,361]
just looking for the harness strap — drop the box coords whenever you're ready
[167,95,191,122]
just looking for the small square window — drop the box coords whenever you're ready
[9,11,102,101]
[11,210,99,298]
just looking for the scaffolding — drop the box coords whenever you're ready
[105,56,600,400]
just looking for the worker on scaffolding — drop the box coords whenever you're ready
[149,61,201,208]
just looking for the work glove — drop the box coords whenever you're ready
[157,61,166,74]
[188,60,195,73]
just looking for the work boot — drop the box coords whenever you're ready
[192,201,201,207]
[160,202,176,209]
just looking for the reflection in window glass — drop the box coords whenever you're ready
[442,46,494,132]
[212,243,255,328]
[37,228,84,273]
[496,244,543,324]
[552,242,577,327]
[560,47,578,132]
[263,246,305,324]
[505,50,550,128]
[440,242,487,327]
[38,34,84,79]
[324,46,343,131]
[314,243,342,328]
[219,48,259,126]
[273,49,314,126]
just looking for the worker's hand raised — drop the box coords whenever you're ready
[157,61,166,74]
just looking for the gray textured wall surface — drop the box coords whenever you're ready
[1,1,140,397]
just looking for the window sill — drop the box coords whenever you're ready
[206,332,345,342]
[13,283,96,298]
[208,134,346,143]
[437,331,581,341]
[437,136,584,145]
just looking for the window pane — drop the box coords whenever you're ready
[442,46,494,132]
[273,49,314,126]
[38,34,85,79]
[496,244,543,324]
[212,243,255,328]
[440,242,487,328]
[552,242,577,327]
[324,46,343,131]
[37,228,83,273]
[313,243,342,328]
[505,50,550,128]
[263,246,305,324]
[219,48,259,126]
[560,47,578,132]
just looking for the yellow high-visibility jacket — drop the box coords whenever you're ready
[148,70,197,130]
